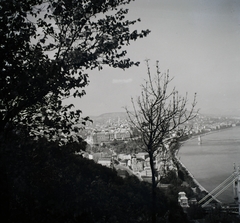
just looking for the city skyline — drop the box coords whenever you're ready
[67,0,240,117]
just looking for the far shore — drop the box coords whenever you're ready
[182,125,240,144]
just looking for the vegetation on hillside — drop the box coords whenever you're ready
[1,133,189,223]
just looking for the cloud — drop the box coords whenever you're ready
[112,78,133,84]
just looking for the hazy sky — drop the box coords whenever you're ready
[70,0,240,117]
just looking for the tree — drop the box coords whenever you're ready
[0,0,150,141]
[126,60,197,223]
[0,2,150,221]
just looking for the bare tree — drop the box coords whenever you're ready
[125,60,197,223]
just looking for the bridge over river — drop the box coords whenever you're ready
[198,164,240,215]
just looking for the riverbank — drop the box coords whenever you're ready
[175,153,208,193]
[172,141,221,205]
[176,126,240,203]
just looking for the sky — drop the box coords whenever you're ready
[69,0,240,117]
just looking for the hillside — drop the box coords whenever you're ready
[1,135,189,223]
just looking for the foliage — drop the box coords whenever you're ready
[0,0,150,140]
[187,204,206,221]
[160,169,180,185]
[110,138,143,154]
[1,134,189,223]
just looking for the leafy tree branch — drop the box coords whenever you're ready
[0,0,150,141]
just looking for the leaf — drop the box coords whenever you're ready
[0,0,150,142]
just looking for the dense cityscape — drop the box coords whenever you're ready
[79,112,240,181]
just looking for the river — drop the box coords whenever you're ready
[177,126,240,203]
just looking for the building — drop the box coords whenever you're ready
[178,192,189,208]
[86,128,131,145]
[136,152,149,160]
[114,129,131,140]
[98,157,112,167]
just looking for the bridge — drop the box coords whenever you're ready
[198,164,240,215]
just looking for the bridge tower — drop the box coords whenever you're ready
[238,174,240,216]
[233,164,240,216]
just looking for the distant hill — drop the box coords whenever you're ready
[89,112,128,125]
[92,112,127,119]
[86,111,239,127]
[88,111,200,126]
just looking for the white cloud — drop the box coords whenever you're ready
[112,78,133,84]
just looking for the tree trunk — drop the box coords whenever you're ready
[149,152,156,223]
[0,150,10,223]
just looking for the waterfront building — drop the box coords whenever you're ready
[178,192,189,208]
